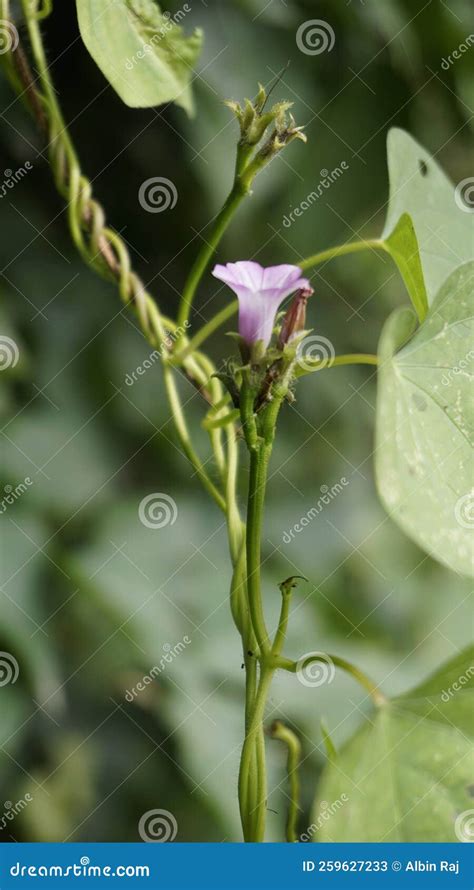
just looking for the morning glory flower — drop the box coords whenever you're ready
[212,261,311,349]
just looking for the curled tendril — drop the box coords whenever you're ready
[25,0,52,21]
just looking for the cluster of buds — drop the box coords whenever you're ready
[225,84,284,146]
[225,82,306,183]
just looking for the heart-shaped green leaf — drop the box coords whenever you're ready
[375,261,474,577]
[76,0,203,114]
[383,128,474,307]
[313,646,474,841]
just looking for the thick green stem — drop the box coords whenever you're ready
[237,386,287,841]
[242,653,258,837]
[238,667,274,841]
[245,445,272,655]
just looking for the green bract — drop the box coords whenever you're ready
[375,261,474,577]
[313,646,474,841]
[382,211,428,322]
[76,0,203,113]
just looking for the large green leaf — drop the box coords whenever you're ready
[76,0,203,113]
[375,261,474,577]
[383,128,474,307]
[313,646,474,841]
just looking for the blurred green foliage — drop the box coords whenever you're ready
[0,0,472,842]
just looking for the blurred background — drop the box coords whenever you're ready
[0,0,472,842]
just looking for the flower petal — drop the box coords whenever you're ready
[213,261,265,293]
[261,276,310,302]
[262,264,304,290]
[235,292,271,346]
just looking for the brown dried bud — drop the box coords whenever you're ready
[277,286,313,349]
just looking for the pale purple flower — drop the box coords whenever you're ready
[212,261,311,349]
